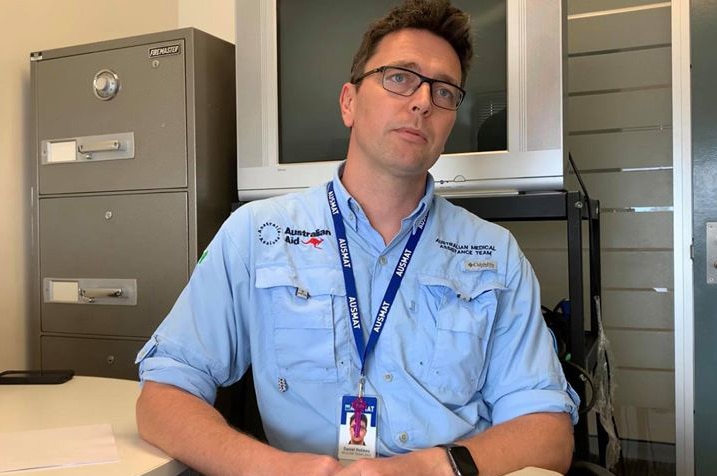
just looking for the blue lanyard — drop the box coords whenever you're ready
[327,182,428,375]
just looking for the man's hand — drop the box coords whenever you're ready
[137,381,345,476]
[336,448,452,476]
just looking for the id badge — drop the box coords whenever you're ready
[338,395,378,460]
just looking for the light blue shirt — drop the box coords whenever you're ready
[137,168,579,456]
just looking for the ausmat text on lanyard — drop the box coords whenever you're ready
[327,182,428,460]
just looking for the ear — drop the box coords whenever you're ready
[339,82,356,128]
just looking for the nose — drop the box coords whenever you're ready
[409,82,433,115]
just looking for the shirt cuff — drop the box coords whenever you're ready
[136,336,219,404]
[491,386,580,426]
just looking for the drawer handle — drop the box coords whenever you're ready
[44,278,137,306]
[79,287,123,303]
[78,140,121,153]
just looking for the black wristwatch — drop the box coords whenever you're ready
[437,443,479,476]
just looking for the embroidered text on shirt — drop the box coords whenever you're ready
[435,238,496,256]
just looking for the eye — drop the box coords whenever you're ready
[386,72,408,84]
[435,85,456,100]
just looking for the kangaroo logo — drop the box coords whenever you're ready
[303,237,324,249]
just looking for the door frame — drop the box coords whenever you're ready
[672,0,693,475]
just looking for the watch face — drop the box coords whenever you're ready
[449,445,479,476]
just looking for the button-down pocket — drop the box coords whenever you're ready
[256,265,344,383]
[418,273,505,405]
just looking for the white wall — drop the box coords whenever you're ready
[0,0,234,370]
[178,0,235,43]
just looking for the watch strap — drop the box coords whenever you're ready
[437,443,479,476]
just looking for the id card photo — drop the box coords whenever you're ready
[338,395,378,460]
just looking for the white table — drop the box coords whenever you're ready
[508,469,562,476]
[0,376,560,476]
[0,376,185,475]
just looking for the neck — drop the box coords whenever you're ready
[341,160,427,244]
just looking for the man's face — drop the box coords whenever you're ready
[350,417,368,444]
[340,28,462,180]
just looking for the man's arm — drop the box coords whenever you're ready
[459,411,573,475]
[136,381,344,476]
[336,411,573,476]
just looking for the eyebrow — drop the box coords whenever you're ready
[390,61,461,86]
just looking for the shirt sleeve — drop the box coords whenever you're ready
[135,211,252,405]
[481,236,580,425]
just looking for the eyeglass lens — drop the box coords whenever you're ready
[381,67,462,110]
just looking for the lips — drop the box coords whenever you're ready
[394,127,428,142]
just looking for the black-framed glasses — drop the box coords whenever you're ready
[352,65,466,111]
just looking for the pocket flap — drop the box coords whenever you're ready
[417,273,504,302]
[255,265,346,296]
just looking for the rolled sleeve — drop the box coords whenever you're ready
[137,334,224,404]
[136,212,252,404]
[491,379,580,426]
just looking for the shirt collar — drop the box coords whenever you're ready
[330,162,434,234]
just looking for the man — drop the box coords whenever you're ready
[136,1,579,475]
[348,414,368,446]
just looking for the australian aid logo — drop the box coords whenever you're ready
[284,227,332,249]
[302,237,324,248]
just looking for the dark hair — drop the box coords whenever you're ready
[350,0,473,86]
[349,413,368,426]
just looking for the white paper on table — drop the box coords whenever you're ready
[0,423,119,473]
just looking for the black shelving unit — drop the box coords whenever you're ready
[451,190,601,461]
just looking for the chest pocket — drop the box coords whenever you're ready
[417,273,506,405]
[256,265,344,383]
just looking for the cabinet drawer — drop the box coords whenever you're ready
[37,39,187,194]
[42,336,144,381]
[40,192,189,337]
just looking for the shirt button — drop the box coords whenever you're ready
[383,373,393,382]
[379,255,388,265]
[398,432,409,443]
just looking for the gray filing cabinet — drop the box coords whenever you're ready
[30,28,236,380]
